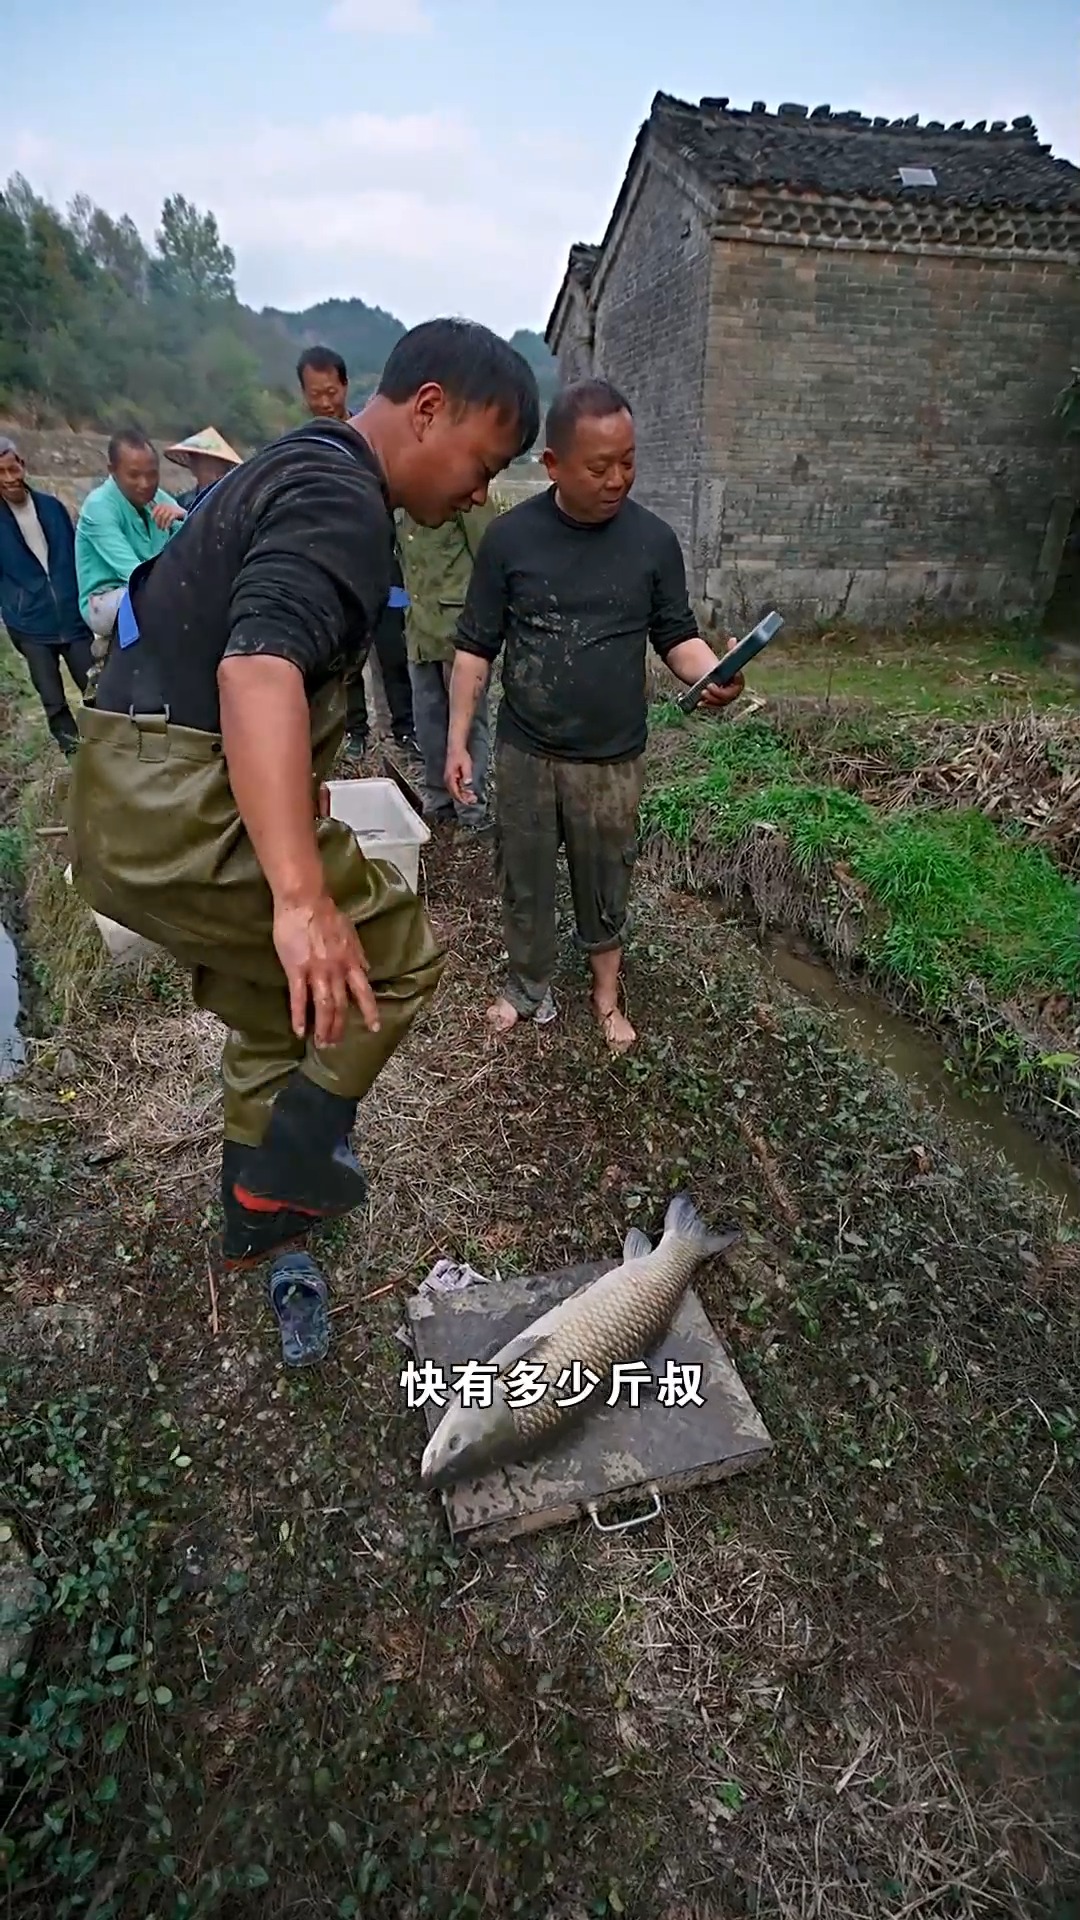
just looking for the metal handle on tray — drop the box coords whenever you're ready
[586,1484,662,1534]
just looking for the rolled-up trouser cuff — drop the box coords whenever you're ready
[502,972,549,1017]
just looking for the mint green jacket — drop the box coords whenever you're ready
[74,475,181,620]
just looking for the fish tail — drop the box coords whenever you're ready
[663,1192,741,1257]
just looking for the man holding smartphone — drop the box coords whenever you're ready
[446,378,744,1053]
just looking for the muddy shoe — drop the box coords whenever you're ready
[392,727,421,761]
[268,1250,330,1366]
[220,1171,321,1271]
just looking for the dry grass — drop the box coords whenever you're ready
[809,709,1080,879]
[585,1509,1078,1920]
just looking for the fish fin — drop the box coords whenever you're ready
[663,1192,742,1258]
[484,1324,548,1372]
[484,1273,601,1371]
[622,1227,653,1261]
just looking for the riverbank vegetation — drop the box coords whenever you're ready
[644,626,1080,1155]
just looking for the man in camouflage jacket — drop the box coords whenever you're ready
[398,500,496,830]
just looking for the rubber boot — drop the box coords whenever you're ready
[221,1143,325,1269]
[233,1075,368,1214]
[220,1076,369,1269]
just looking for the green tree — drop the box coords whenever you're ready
[69,194,149,299]
[0,192,33,392]
[151,194,235,302]
[0,170,552,457]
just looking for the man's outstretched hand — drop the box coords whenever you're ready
[273,894,381,1048]
[151,501,186,532]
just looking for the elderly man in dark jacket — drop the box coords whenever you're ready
[0,434,93,756]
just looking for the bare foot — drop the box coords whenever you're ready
[594,1001,637,1053]
[486,996,520,1035]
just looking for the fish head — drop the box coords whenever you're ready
[420,1397,503,1492]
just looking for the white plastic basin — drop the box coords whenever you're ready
[64,865,160,966]
[323,777,430,894]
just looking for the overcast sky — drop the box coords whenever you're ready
[3,0,1076,337]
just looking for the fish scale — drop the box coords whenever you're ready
[506,1243,715,1445]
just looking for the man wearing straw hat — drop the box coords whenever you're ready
[163,426,244,511]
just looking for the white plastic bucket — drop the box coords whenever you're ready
[63,866,160,966]
[323,777,430,894]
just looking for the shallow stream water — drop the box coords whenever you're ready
[1,918,25,1081]
[761,931,1080,1218]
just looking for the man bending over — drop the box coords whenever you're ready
[69,320,539,1364]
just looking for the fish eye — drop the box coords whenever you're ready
[449,1435,462,1451]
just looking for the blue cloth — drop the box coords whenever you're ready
[116,590,141,650]
[0,488,91,646]
[387,584,409,609]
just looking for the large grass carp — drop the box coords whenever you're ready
[419,1193,740,1491]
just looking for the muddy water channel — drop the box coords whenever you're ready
[1,917,25,1081]
[761,932,1080,1218]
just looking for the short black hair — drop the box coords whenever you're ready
[297,344,348,386]
[107,428,156,468]
[545,378,632,457]
[377,317,540,457]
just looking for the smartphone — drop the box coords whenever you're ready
[676,609,784,713]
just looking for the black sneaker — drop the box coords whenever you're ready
[344,730,369,760]
[392,729,421,759]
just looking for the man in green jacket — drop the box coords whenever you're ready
[75,428,185,649]
[398,500,496,830]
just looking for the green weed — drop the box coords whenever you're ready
[0,1369,197,1917]
[0,825,26,886]
[643,719,1080,1012]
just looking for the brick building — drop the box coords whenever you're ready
[545,93,1080,629]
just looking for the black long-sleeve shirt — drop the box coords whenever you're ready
[454,487,699,764]
[93,420,395,732]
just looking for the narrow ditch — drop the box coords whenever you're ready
[758,926,1080,1218]
[1,905,26,1082]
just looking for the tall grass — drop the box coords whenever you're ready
[642,720,1080,1010]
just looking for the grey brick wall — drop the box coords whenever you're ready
[567,159,713,592]
[553,283,595,385]
[699,239,1080,627]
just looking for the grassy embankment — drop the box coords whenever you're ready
[643,625,1080,1153]
[1,628,1079,1920]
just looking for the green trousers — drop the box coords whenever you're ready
[68,680,446,1147]
[494,737,645,1017]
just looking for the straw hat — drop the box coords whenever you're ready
[163,426,243,471]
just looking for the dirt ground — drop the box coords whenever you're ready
[2,631,1080,1918]
[3,810,1079,1916]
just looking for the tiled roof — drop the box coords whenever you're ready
[651,92,1080,212]
[566,243,600,289]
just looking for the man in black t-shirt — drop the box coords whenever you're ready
[446,378,743,1053]
[69,319,539,1362]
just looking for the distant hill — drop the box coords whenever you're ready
[508,329,558,410]
[266,300,559,422]
[0,169,560,447]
